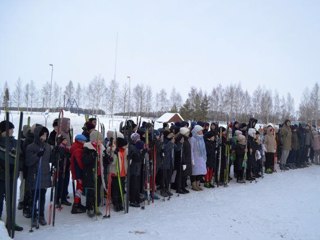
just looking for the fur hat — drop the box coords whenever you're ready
[180,127,190,137]
[0,120,14,133]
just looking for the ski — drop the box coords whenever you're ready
[11,111,23,238]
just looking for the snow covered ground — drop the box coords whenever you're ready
[1,111,320,240]
[0,165,316,240]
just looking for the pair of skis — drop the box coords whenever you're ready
[4,111,23,238]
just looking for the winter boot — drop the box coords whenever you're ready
[87,209,95,218]
[204,182,211,188]
[191,182,199,191]
[39,216,47,226]
[196,181,203,191]
[71,203,86,214]
[95,208,102,216]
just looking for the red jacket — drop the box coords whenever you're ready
[70,140,84,180]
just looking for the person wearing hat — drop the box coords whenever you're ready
[107,131,128,212]
[69,134,87,214]
[25,125,52,226]
[178,127,192,193]
[280,119,292,170]
[190,125,207,191]
[0,120,24,231]
[127,133,144,207]
[82,130,108,217]
[264,125,277,173]
[235,134,247,183]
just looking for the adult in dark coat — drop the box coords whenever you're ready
[128,133,144,207]
[179,127,192,193]
[0,120,24,231]
[25,125,51,226]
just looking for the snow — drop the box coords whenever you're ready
[1,111,320,240]
[3,165,317,240]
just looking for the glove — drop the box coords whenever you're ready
[182,165,186,171]
[37,150,45,157]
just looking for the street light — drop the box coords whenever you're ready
[49,64,53,109]
[127,76,131,117]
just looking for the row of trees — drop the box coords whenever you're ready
[1,77,319,124]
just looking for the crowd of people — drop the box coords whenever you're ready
[0,115,319,235]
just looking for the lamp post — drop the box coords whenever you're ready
[49,64,53,109]
[127,76,131,117]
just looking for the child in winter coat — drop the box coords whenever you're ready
[26,125,52,227]
[107,131,128,212]
[82,130,108,217]
[70,134,87,214]
[54,135,71,207]
[235,134,247,183]
[204,131,216,188]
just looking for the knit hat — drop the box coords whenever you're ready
[75,134,87,142]
[131,132,140,143]
[0,120,14,133]
[193,125,203,133]
[90,130,103,142]
[237,134,246,145]
[180,127,190,137]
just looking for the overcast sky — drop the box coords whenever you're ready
[1,0,319,108]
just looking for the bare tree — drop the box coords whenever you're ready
[29,80,37,112]
[75,83,82,108]
[106,79,119,116]
[41,82,51,108]
[64,80,75,103]
[157,88,168,112]
[169,87,182,111]
[145,85,153,116]
[24,82,30,111]
[13,78,23,110]
[53,82,63,108]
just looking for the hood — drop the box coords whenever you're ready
[33,125,49,146]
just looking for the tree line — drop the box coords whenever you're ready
[1,77,319,124]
